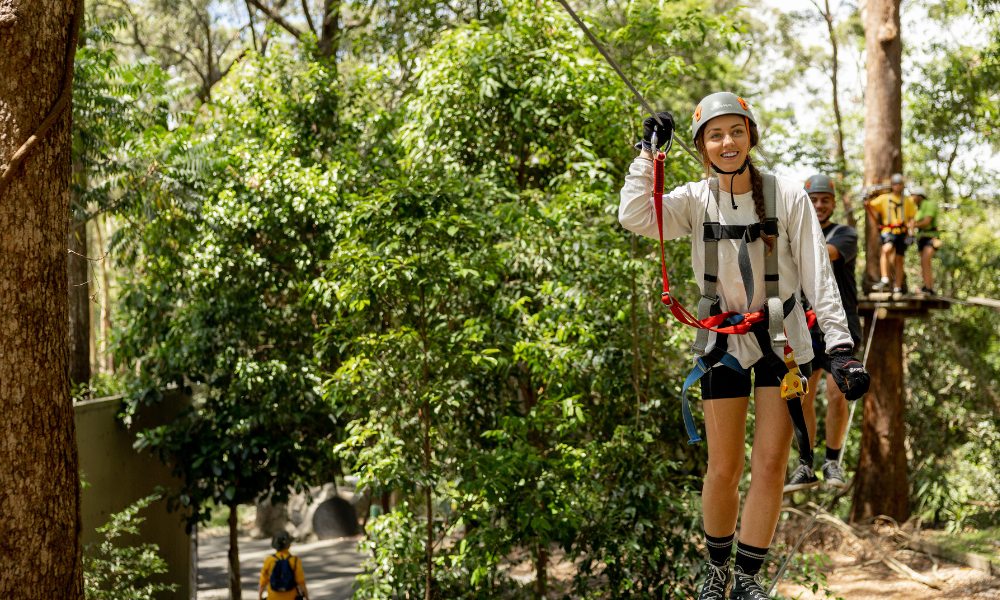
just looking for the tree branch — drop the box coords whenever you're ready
[245,0,260,51]
[245,0,303,39]
[0,0,84,199]
[301,0,317,35]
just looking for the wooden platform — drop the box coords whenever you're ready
[857,292,953,318]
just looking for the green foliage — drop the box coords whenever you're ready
[73,18,174,219]
[324,1,740,596]
[83,495,177,600]
[905,200,1000,530]
[115,48,344,528]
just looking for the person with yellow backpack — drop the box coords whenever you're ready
[258,532,309,600]
[865,173,917,294]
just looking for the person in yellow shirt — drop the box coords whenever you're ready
[258,532,309,600]
[865,173,917,293]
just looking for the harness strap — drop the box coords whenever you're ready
[680,353,745,444]
[761,174,787,358]
[680,296,800,444]
[652,153,777,339]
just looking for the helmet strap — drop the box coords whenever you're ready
[711,158,750,209]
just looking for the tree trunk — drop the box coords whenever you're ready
[862,0,903,289]
[535,544,548,599]
[68,173,90,388]
[228,503,243,600]
[318,0,341,59]
[0,0,84,597]
[854,0,909,524]
[92,216,115,373]
[851,317,909,523]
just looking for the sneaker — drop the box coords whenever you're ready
[783,463,819,494]
[920,286,936,296]
[871,280,890,292]
[697,561,730,600]
[730,566,771,599]
[892,286,906,295]
[822,460,847,488]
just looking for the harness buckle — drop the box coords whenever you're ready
[660,291,674,306]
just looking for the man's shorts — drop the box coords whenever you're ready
[701,356,812,400]
[810,328,860,374]
[810,347,833,374]
[917,236,940,252]
[880,231,910,253]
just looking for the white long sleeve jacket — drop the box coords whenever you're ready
[618,157,853,368]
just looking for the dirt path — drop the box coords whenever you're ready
[777,549,999,599]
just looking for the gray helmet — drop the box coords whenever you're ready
[804,174,836,195]
[909,185,927,198]
[271,531,292,551]
[890,173,905,185]
[691,92,757,142]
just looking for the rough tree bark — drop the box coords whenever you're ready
[861,0,903,288]
[851,317,909,523]
[0,0,84,597]
[853,0,910,524]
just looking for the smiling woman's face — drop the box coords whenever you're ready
[701,114,751,170]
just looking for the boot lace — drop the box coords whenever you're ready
[733,568,770,600]
[698,562,729,600]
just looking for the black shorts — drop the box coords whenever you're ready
[701,357,812,400]
[917,236,939,252]
[880,232,910,253]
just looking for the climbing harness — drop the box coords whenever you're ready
[650,152,812,448]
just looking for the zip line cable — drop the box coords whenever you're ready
[551,0,701,164]
[551,0,778,171]
[768,302,883,594]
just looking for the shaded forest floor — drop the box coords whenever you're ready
[773,510,999,600]
[777,548,999,599]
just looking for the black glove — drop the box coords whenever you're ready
[635,111,674,152]
[829,344,870,400]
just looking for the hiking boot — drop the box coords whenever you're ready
[783,463,819,494]
[822,460,847,489]
[730,566,771,599]
[697,561,730,600]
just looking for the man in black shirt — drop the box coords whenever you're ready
[785,173,864,493]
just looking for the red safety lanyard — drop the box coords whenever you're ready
[651,151,768,336]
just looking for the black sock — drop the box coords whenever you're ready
[825,446,842,463]
[705,530,735,566]
[735,541,768,575]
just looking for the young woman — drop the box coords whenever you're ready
[618,92,870,599]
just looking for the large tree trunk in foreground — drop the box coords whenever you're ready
[852,0,910,525]
[0,0,84,596]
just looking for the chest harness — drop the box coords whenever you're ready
[880,195,909,235]
[651,151,813,452]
